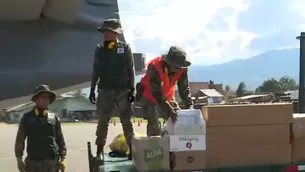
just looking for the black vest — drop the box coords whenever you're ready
[96,41,129,89]
[24,110,58,160]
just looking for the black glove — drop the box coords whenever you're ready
[163,102,178,123]
[89,88,96,104]
[168,106,178,123]
[128,88,135,103]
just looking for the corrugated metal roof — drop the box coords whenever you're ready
[198,89,224,97]
[232,94,268,101]
[5,96,67,112]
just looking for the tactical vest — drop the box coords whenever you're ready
[24,109,58,160]
[140,56,184,103]
[96,41,130,89]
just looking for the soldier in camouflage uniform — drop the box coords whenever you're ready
[136,46,194,136]
[14,85,67,172]
[89,19,135,163]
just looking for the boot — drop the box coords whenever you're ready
[128,144,132,160]
[95,146,104,165]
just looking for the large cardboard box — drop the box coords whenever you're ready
[132,136,170,172]
[171,150,207,171]
[202,103,293,126]
[207,143,291,167]
[292,113,305,161]
[207,124,291,144]
[170,135,206,152]
[163,109,206,135]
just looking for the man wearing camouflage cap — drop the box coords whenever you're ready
[89,18,135,163]
[135,46,194,136]
[14,84,66,172]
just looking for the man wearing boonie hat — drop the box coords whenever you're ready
[135,46,194,136]
[89,18,135,164]
[14,84,67,172]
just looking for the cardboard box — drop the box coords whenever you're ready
[163,109,206,135]
[207,143,291,167]
[292,113,305,137]
[207,124,291,144]
[292,137,305,161]
[132,136,170,172]
[202,103,293,126]
[171,150,207,171]
[292,113,305,161]
[170,135,206,152]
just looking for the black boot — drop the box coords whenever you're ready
[128,144,132,160]
[95,146,104,165]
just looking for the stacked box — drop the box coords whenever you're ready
[202,103,292,167]
[132,136,170,172]
[163,109,207,171]
[292,113,305,161]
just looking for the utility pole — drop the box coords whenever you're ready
[296,32,305,113]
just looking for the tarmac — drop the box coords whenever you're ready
[0,122,147,172]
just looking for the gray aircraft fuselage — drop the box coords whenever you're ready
[0,0,145,108]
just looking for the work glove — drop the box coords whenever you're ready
[16,157,25,172]
[164,102,178,123]
[58,157,66,171]
[128,88,135,103]
[89,88,96,104]
[169,101,181,110]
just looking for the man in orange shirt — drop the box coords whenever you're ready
[135,46,194,136]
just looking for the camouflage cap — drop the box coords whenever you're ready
[97,18,123,34]
[162,46,191,68]
[31,84,56,104]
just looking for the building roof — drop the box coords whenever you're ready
[198,89,224,97]
[189,82,223,95]
[4,96,67,112]
[231,94,268,101]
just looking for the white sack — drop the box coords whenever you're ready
[162,109,206,135]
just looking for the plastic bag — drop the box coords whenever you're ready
[108,132,146,155]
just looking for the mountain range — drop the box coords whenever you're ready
[187,48,300,89]
[83,48,300,95]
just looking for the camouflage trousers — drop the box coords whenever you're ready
[137,97,164,136]
[95,89,134,146]
[25,157,58,172]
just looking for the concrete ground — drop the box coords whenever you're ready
[0,122,147,172]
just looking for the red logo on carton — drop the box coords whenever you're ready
[186,142,192,149]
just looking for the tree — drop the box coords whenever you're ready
[256,76,298,93]
[225,85,231,92]
[278,76,297,91]
[236,82,246,97]
[256,78,281,92]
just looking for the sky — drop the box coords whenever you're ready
[119,0,305,65]
[75,0,305,95]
